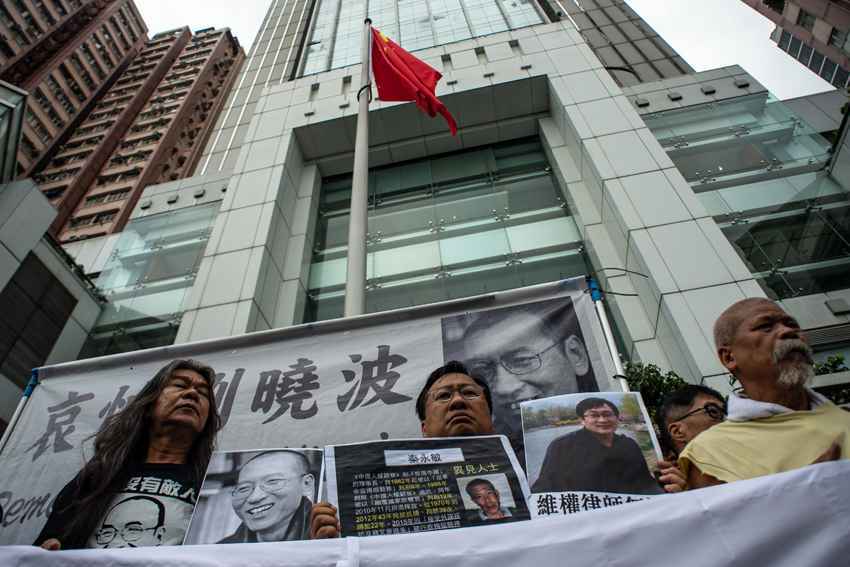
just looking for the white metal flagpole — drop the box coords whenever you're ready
[588,278,630,392]
[343,18,373,317]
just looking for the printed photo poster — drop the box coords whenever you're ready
[325,435,531,537]
[521,392,664,518]
[441,295,613,462]
[183,449,324,545]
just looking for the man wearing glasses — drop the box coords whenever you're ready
[309,361,496,538]
[657,385,726,459]
[218,450,315,543]
[93,496,166,548]
[531,397,663,495]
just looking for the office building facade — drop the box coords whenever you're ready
[58,0,850,397]
[0,0,148,177]
[35,26,244,241]
[742,0,850,88]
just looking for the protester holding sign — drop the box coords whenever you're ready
[323,435,530,537]
[33,359,221,550]
[681,299,850,488]
[309,361,496,539]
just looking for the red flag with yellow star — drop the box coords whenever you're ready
[371,28,458,135]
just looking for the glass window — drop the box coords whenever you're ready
[788,36,802,58]
[306,137,588,322]
[0,254,77,385]
[797,9,816,32]
[798,43,813,65]
[81,202,219,356]
[301,0,542,76]
[778,30,792,51]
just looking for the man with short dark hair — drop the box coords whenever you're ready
[680,298,850,489]
[465,478,513,522]
[532,397,663,495]
[657,385,726,458]
[310,361,495,539]
[218,451,315,543]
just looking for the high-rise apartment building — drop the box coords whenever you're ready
[57,0,850,399]
[0,0,148,177]
[742,0,850,88]
[35,26,244,241]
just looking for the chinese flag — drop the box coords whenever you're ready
[371,28,458,136]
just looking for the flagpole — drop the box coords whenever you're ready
[344,18,373,317]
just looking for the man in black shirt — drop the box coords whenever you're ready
[532,397,662,495]
[34,358,221,550]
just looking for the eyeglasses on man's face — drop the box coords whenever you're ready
[232,475,298,499]
[429,384,484,404]
[583,410,617,421]
[467,342,562,381]
[95,524,157,545]
[671,402,725,424]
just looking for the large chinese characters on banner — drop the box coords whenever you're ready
[0,278,615,545]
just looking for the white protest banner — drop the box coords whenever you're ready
[0,277,615,545]
[324,435,531,536]
[2,462,849,566]
[521,391,664,516]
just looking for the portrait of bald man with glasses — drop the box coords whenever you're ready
[442,297,599,451]
[212,450,318,544]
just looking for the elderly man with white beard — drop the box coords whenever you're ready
[679,298,850,489]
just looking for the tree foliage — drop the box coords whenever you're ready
[622,362,688,423]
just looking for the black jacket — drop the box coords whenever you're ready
[531,427,662,495]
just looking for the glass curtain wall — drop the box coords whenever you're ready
[306,137,588,322]
[81,202,219,357]
[644,93,849,300]
[301,0,544,75]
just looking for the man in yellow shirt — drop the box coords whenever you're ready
[680,298,849,489]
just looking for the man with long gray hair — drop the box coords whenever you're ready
[34,359,221,550]
[679,298,849,489]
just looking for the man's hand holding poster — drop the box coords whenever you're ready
[324,436,531,536]
[521,392,664,517]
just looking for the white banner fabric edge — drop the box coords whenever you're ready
[2,462,849,567]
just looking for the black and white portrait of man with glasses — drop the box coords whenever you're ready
[93,495,167,548]
[184,449,322,545]
[441,297,599,453]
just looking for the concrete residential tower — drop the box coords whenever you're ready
[743,0,850,88]
[36,26,244,241]
[0,0,148,177]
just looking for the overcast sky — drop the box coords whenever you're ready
[134,0,834,100]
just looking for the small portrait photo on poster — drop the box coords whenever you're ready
[456,473,518,524]
[522,392,663,495]
[183,449,323,545]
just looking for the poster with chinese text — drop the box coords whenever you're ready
[325,435,531,536]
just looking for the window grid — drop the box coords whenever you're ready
[301,0,543,76]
